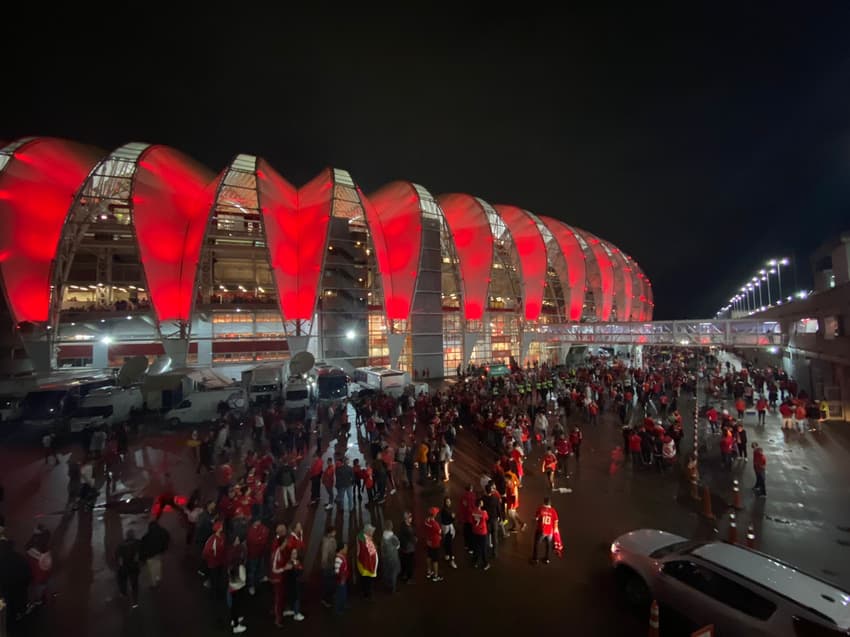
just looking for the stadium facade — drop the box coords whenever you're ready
[0,138,653,377]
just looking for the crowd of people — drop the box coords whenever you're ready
[0,348,819,634]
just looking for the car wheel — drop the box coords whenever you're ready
[169,417,181,428]
[619,569,651,609]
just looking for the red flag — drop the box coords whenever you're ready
[553,528,564,558]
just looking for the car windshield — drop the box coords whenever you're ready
[73,405,113,418]
[650,540,706,559]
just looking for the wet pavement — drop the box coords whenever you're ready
[1,385,850,637]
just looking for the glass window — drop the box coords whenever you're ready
[793,615,847,637]
[662,561,776,621]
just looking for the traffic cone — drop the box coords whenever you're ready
[732,479,742,509]
[702,484,714,519]
[746,523,756,548]
[648,599,660,637]
[728,512,737,543]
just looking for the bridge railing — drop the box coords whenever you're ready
[532,319,784,347]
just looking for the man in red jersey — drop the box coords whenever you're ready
[541,447,558,490]
[424,507,444,581]
[470,498,490,571]
[530,496,559,565]
[555,434,571,477]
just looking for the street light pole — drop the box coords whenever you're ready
[760,270,771,306]
[778,258,788,300]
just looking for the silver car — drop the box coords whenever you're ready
[610,529,850,636]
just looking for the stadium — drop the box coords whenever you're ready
[0,138,653,377]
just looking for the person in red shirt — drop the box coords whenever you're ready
[779,401,794,430]
[459,483,477,552]
[308,451,324,506]
[234,490,254,520]
[735,397,746,419]
[628,431,643,465]
[588,400,599,425]
[752,443,767,496]
[510,442,525,484]
[569,427,583,461]
[555,435,571,477]
[504,470,526,534]
[282,525,306,621]
[794,403,808,434]
[719,430,735,470]
[531,497,559,565]
[541,447,558,490]
[334,542,350,614]
[246,517,270,595]
[423,507,444,581]
[269,523,288,628]
[470,498,490,571]
[705,406,719,434]
[756,396,768,426]
[202,522,228,599]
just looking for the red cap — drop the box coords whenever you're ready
[429,507,440,516]
[213,521,223,532]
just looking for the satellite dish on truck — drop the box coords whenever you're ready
[147,355,172,376]
[117,355,148,388]
[289,351,315,377]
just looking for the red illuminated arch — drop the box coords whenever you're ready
[572,227,614,321]
[258,162,332,321]
[493,205,547,321]
[538,217,587,322]
[617,249,644,321]
[133,146,217,322]
[437,194,494,321]
[599,240,632,322]
[361,181,423,320]
[0,138,102,324]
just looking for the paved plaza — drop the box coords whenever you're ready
[1,381,849,636]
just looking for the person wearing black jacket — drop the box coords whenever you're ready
[482,482,502,559]
[140,520,171,588]
[0,517,32,627]
[397,511,417,583]
[117,529,141,608]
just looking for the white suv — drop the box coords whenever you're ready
[610,529,850,636]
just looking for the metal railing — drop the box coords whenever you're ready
[530,319,784,347]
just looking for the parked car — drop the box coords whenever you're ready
[610,529,850,636]
[0,396,22,424]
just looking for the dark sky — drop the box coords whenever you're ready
[3,3,850,319]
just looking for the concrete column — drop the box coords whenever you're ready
[92,340,109,369]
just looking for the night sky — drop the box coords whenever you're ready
[3,3,850,319]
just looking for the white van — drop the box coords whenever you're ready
[352,367,410,397]
[68,386,144,432]
[163,389,245,426]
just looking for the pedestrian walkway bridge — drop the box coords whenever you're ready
[532,319,782,348]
